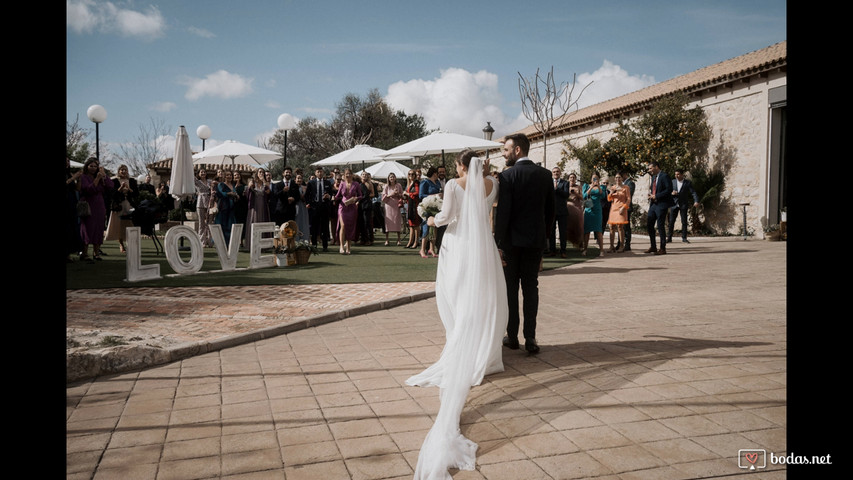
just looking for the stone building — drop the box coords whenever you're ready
[499,41,786,238]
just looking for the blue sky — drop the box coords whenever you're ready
[67,0,786,162]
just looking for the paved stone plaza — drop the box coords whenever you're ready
[66,238,788,479]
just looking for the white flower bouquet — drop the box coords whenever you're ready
[417,194,443,219]
[417,194,443,241]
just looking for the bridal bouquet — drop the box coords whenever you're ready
[418,194,443,241]
[418,194,443,219]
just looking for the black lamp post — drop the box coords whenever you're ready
[87,105,107,161]
[482,121,495,159]
[278,113,297,169]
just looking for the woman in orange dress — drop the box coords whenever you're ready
[606,172,631,253]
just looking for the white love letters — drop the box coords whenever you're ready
[124,222,276,282]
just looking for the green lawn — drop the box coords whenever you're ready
[66,235,592,289]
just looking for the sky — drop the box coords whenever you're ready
[66,0,786,163]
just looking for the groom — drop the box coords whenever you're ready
[494,133,555,354]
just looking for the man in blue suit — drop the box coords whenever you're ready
[494,133,555,354]
[645,161,674,255]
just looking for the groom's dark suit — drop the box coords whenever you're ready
[495,158,555,347]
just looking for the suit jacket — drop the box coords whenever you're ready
[305,177,334,215]
[494,159,556,249]
[672,178,699,208]
[553,178,570,217]
[649,171,674,210]
[272,179,299,220]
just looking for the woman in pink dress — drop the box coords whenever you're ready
[78,156,114,263]
[381,172,404,246]
[333,169,362,255]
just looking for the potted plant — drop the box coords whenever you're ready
[764,223,782,241]
[291,240,320,265]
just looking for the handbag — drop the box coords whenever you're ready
[209,204,219,215]
[76,199,91,217]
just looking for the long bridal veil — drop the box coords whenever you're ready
[407,156,508,479]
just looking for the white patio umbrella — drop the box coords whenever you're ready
[356,160,411,180]
[170,126,196,202]
[312,144,390,167]
[192,140,282,166]
[381,131,503,161]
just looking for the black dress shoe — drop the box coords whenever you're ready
[525,338,540,354]
[682,238,690,243]
[502,336,520,350]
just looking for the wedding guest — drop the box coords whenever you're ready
[565,172,584,249]
[381,172,404,245]
[245,168,271,250]
[215,173,239,245]
[418,167,441,258]
[606,172,631,253]
[405,169,421,249]
[139,174,156,194]
[294,172,310,241]
[66,157,83,261]
[194,168,213,247]
[78,156,114,263]
[104,164,139,253]
[334,168,362,255]
[359,172,378,245]
[581,173,605,256]
[232,172,248,243]
[330,171,343,246]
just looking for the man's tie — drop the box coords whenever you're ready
[652,174,657,196]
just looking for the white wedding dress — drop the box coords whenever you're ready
[406,157,508,479]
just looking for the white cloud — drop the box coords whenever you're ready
[573,60,656,109]
[188,26,215,38]
[66,0,165,39]
[151,101,177,113]
[386,68,527,139]
[180,70,254,101]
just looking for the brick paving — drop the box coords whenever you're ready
[66,239,788,479]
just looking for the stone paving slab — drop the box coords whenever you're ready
[66,239,788,479]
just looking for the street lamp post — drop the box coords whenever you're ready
[197,125,211,151]
[277,114,297,169]
[482,121,495,159]
[87,105,107,162]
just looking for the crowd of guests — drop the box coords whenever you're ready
[66,154,697,264]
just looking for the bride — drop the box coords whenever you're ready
[406,150,508,479]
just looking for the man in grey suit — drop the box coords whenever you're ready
[667,168,700,243]
[494,133,555,354]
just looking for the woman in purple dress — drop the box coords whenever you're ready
[244,167,271,251]
[78,156,114,263]
[333,169,362,255]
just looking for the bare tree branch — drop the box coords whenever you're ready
[115,117,173,177]
[518,66,591,167]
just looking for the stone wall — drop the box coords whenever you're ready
[508,70,786,238]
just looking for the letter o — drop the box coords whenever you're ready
[164,225,204,274]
